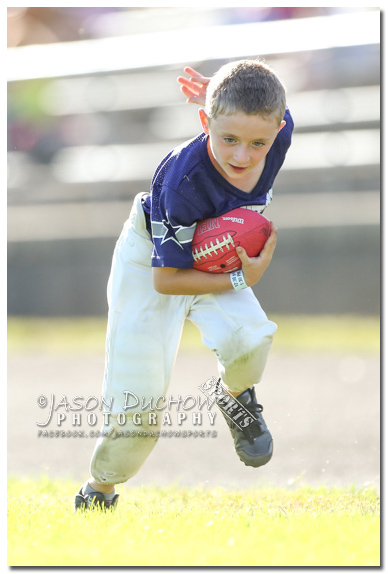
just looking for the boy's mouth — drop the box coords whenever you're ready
[229,164,248,174]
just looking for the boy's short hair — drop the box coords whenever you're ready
[205,59,286,126]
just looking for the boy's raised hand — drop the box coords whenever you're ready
[177,66,210,106]
[237,223,278,288]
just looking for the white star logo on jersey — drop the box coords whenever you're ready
[151,211,197,250]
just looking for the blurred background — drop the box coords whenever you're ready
[7,6,380,317]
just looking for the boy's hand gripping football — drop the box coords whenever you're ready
[236,223,278,287]
[177,66,210,106]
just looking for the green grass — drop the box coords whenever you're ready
[7,314,380,353]
[7,477,379,567]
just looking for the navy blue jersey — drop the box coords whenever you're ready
[142,108,293,268]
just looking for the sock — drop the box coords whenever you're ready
[82,481,116,500]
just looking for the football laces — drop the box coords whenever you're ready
[193,234,235,261]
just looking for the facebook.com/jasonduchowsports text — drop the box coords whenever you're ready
[37,429,217,439]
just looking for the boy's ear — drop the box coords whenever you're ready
[199,108,210,134]
[278,120,286,132]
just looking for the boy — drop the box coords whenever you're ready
[75,59,294,510]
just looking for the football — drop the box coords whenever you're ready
[192,208,271,273]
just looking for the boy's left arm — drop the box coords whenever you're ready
[152,224,278,295]
[177,66,209,106]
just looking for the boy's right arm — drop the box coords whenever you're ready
[152,225,278,295]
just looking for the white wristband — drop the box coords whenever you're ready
[230,269,248,291]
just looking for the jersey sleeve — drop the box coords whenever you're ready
[150,186,202,269]
[280,107,294,151]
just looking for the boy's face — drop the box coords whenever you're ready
[199,109,285,188]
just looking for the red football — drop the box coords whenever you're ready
[192,208,271,273]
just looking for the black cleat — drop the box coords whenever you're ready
[74,487,119,512]
[216,385,273,468]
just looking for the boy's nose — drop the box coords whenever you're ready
[233,146,250,164]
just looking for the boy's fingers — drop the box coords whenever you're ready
[236,246,248,263]
[179,84,194,96]
[177,77,197,89]
[191,77,209,85]
[183,66,205,79]
[184,66,199,75]
[260,226,278,256]
[267,225,278,246]
[182,67,210,84]
[236,225,277,263]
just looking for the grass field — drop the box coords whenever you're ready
[7,314,380,353]
[7,477,379,567]
[7,316,380,566]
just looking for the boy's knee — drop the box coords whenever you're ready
[90,413,160,485]
[215,320,277,394]
[91,433,158,484]
[217,319,277,365]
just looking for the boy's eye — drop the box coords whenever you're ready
[252,141,265,147]
[223,137,236,144]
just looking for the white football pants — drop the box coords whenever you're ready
[90,193,277,485]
